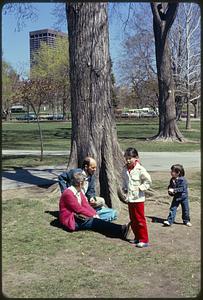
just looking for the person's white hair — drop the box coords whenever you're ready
[71,172,86,186]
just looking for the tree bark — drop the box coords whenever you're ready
[31,104,44,161]
[66,3,125,210]
[151,3,184,141]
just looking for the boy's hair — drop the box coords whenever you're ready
[124,147,139,158]
[71,172,86,186]
[82,156,97,169]
[171,164,185,176]
[82,157,92,169]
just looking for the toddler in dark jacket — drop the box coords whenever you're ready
[163,164,192,227]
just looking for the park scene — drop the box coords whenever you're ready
[2,2,201,298]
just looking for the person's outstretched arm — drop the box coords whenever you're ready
[58,171,70,193]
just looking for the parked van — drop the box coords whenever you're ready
[11,105,25,113]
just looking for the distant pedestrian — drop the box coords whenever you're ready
[122,147,152,248]
[163,164,192,227]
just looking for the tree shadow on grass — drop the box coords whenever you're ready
[174,221,186,225]
[45,210,129,239]
[146,216,165,224]
[3,155,29,160]
[147,215,184,226]
[118,136,148,140]
[2,167,56,189]
[45,210,72,232]
[45,210,59,218]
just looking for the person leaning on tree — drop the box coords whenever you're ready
[58,156,118,221]
[59,171,131,240]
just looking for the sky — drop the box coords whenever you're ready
[2,2,129,82]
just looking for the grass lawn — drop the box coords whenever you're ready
[2,118,200,169]
[2,169,200,298]
[2,119,200,297]
[2,155,67,170]
[2,118,200,152]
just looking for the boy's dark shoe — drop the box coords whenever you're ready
[122,222,132,240]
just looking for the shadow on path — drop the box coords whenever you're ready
[2,167,56,188]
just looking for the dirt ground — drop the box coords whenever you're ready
[2,170,201,298]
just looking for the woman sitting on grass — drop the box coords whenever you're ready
[59,170,131,240]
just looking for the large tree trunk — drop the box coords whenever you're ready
[151,3,184,141]
[66,3,125,210]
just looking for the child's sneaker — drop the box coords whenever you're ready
[136,242,149,248]
[163,220,171,226]
[127,239,139,244]
[185,222,192,227]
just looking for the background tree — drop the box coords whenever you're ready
[117,2,200,123]
[67,2,125,209]
[119,4,158,111]
[14,78,52,161]
[114,85,135,109]
[31,36,70,119]
[170,3,201,128]
[110,58,119,110]
[2,60,20,121]
[2,3,38,31]
[151,2,184,141]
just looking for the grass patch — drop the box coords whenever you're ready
[2,155,68,170]
[2,184,200,298]
[2,121,72,150]
[2,119,200,152]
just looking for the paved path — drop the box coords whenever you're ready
[2,150,70,156]
[2,151,201,191]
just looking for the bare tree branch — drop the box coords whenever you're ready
[3,3,38,31]
[150,3,162,26]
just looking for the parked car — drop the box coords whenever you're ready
[121,112,130,118]
[16,113,37,121]
[181,112,194,118]
[140,111,157,118]
[39,114,50,120]
[47,114,64,120]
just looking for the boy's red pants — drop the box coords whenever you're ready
[128,202,149,243]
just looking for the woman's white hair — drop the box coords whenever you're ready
[71,172,86,186]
